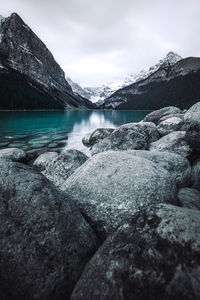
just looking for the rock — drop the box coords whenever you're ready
[70,204,200,300]
[125,150,191,188]
[178,188,200,210]
[63,151,177,240]
[185,122,200,152]
[26,148,50,164]
[0,147,26,162]
[138,122,161,143]
[149,131,192,157]
[82,128,114,146]
[158,113,184,123]
[41,149,88,190]
[157,117,185,136]
[91,122,160,156]
[184,101,200,125]
[143,106,182,124]
[33,151,59,171]
[191,159,200,191]
[0,159,99,300]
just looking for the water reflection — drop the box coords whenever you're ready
[0,110,150,154]
[65,111,116,153]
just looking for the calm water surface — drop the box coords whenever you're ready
[0,110,150,155]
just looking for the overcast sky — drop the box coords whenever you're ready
[1,0,200,86]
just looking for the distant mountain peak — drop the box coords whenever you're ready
[68,51,183,103]
[159,51,182,67]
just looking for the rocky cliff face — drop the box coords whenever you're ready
[101,55,200,110]
[0,13,95,109]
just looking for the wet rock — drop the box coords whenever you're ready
[157,117,185,136]
[63,151,177,240]
[149,131,192,157]
[178,187,200,210]
[143,106,182,124]
[41,149,88,189]
[125,150,191,188]
[191,159,200,191]
[0,142,10,147]
[70,204,200,300]
[0,159,99,300]
[91,122,160,156]
[26,148,49,164]
[82,128,114,146]
[33,151,59,171]
[184,101,200,125]
[48,143,58,148]
[0,147,26,162]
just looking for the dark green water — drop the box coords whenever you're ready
[0,110,150,154]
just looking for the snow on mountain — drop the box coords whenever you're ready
[67,52,182,103]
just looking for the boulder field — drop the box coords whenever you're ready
[0,102,200,299]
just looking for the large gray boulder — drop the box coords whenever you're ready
[91,122,160,156]
[70,204,200,300]
[0,147,26,162]
[143,106,182,124]
[149,131,192,157]
[191,159,200,191]
[33,151,59,171]
[40,149,88,190]
[157,117,185,136]
[82,128,114,146]
[178,187,200,210]
[63,151,177,240]
[184,101,200,125]
[125,150,191,188]
[0,159,99,300]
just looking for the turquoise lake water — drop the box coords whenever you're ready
[0,110,150,154]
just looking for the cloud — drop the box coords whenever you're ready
[1,0,200,86]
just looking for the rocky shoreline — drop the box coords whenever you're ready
[0,102,200,299]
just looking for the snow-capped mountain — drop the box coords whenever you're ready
[102,55,200,110]
[68,52,182,103]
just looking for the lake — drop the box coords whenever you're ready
[0,110,150,156]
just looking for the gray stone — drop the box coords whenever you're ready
[63,151,177,240]
[185,122,200,151]
[143,106,182,124]
[149,131,192,157]
[82,128,114,146]
[70,204,200,300]
[0,159,99,300]
[0,147,26,162]
[125,150,191,188]
[184,101,200,125]
[191,159,200,191]
[33,151,59,171]
[42,149,88,189]
[157,117,184,136]
[158,113,184,123]
[91,122,160,156]
[178,187,200,210]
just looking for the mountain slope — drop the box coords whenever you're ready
[101,56,200,110]
[0,13,95,110]
[68,52,182,103]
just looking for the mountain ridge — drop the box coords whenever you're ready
[101,56,200,110]
[67,52,182,103]
[0,13,95,110]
